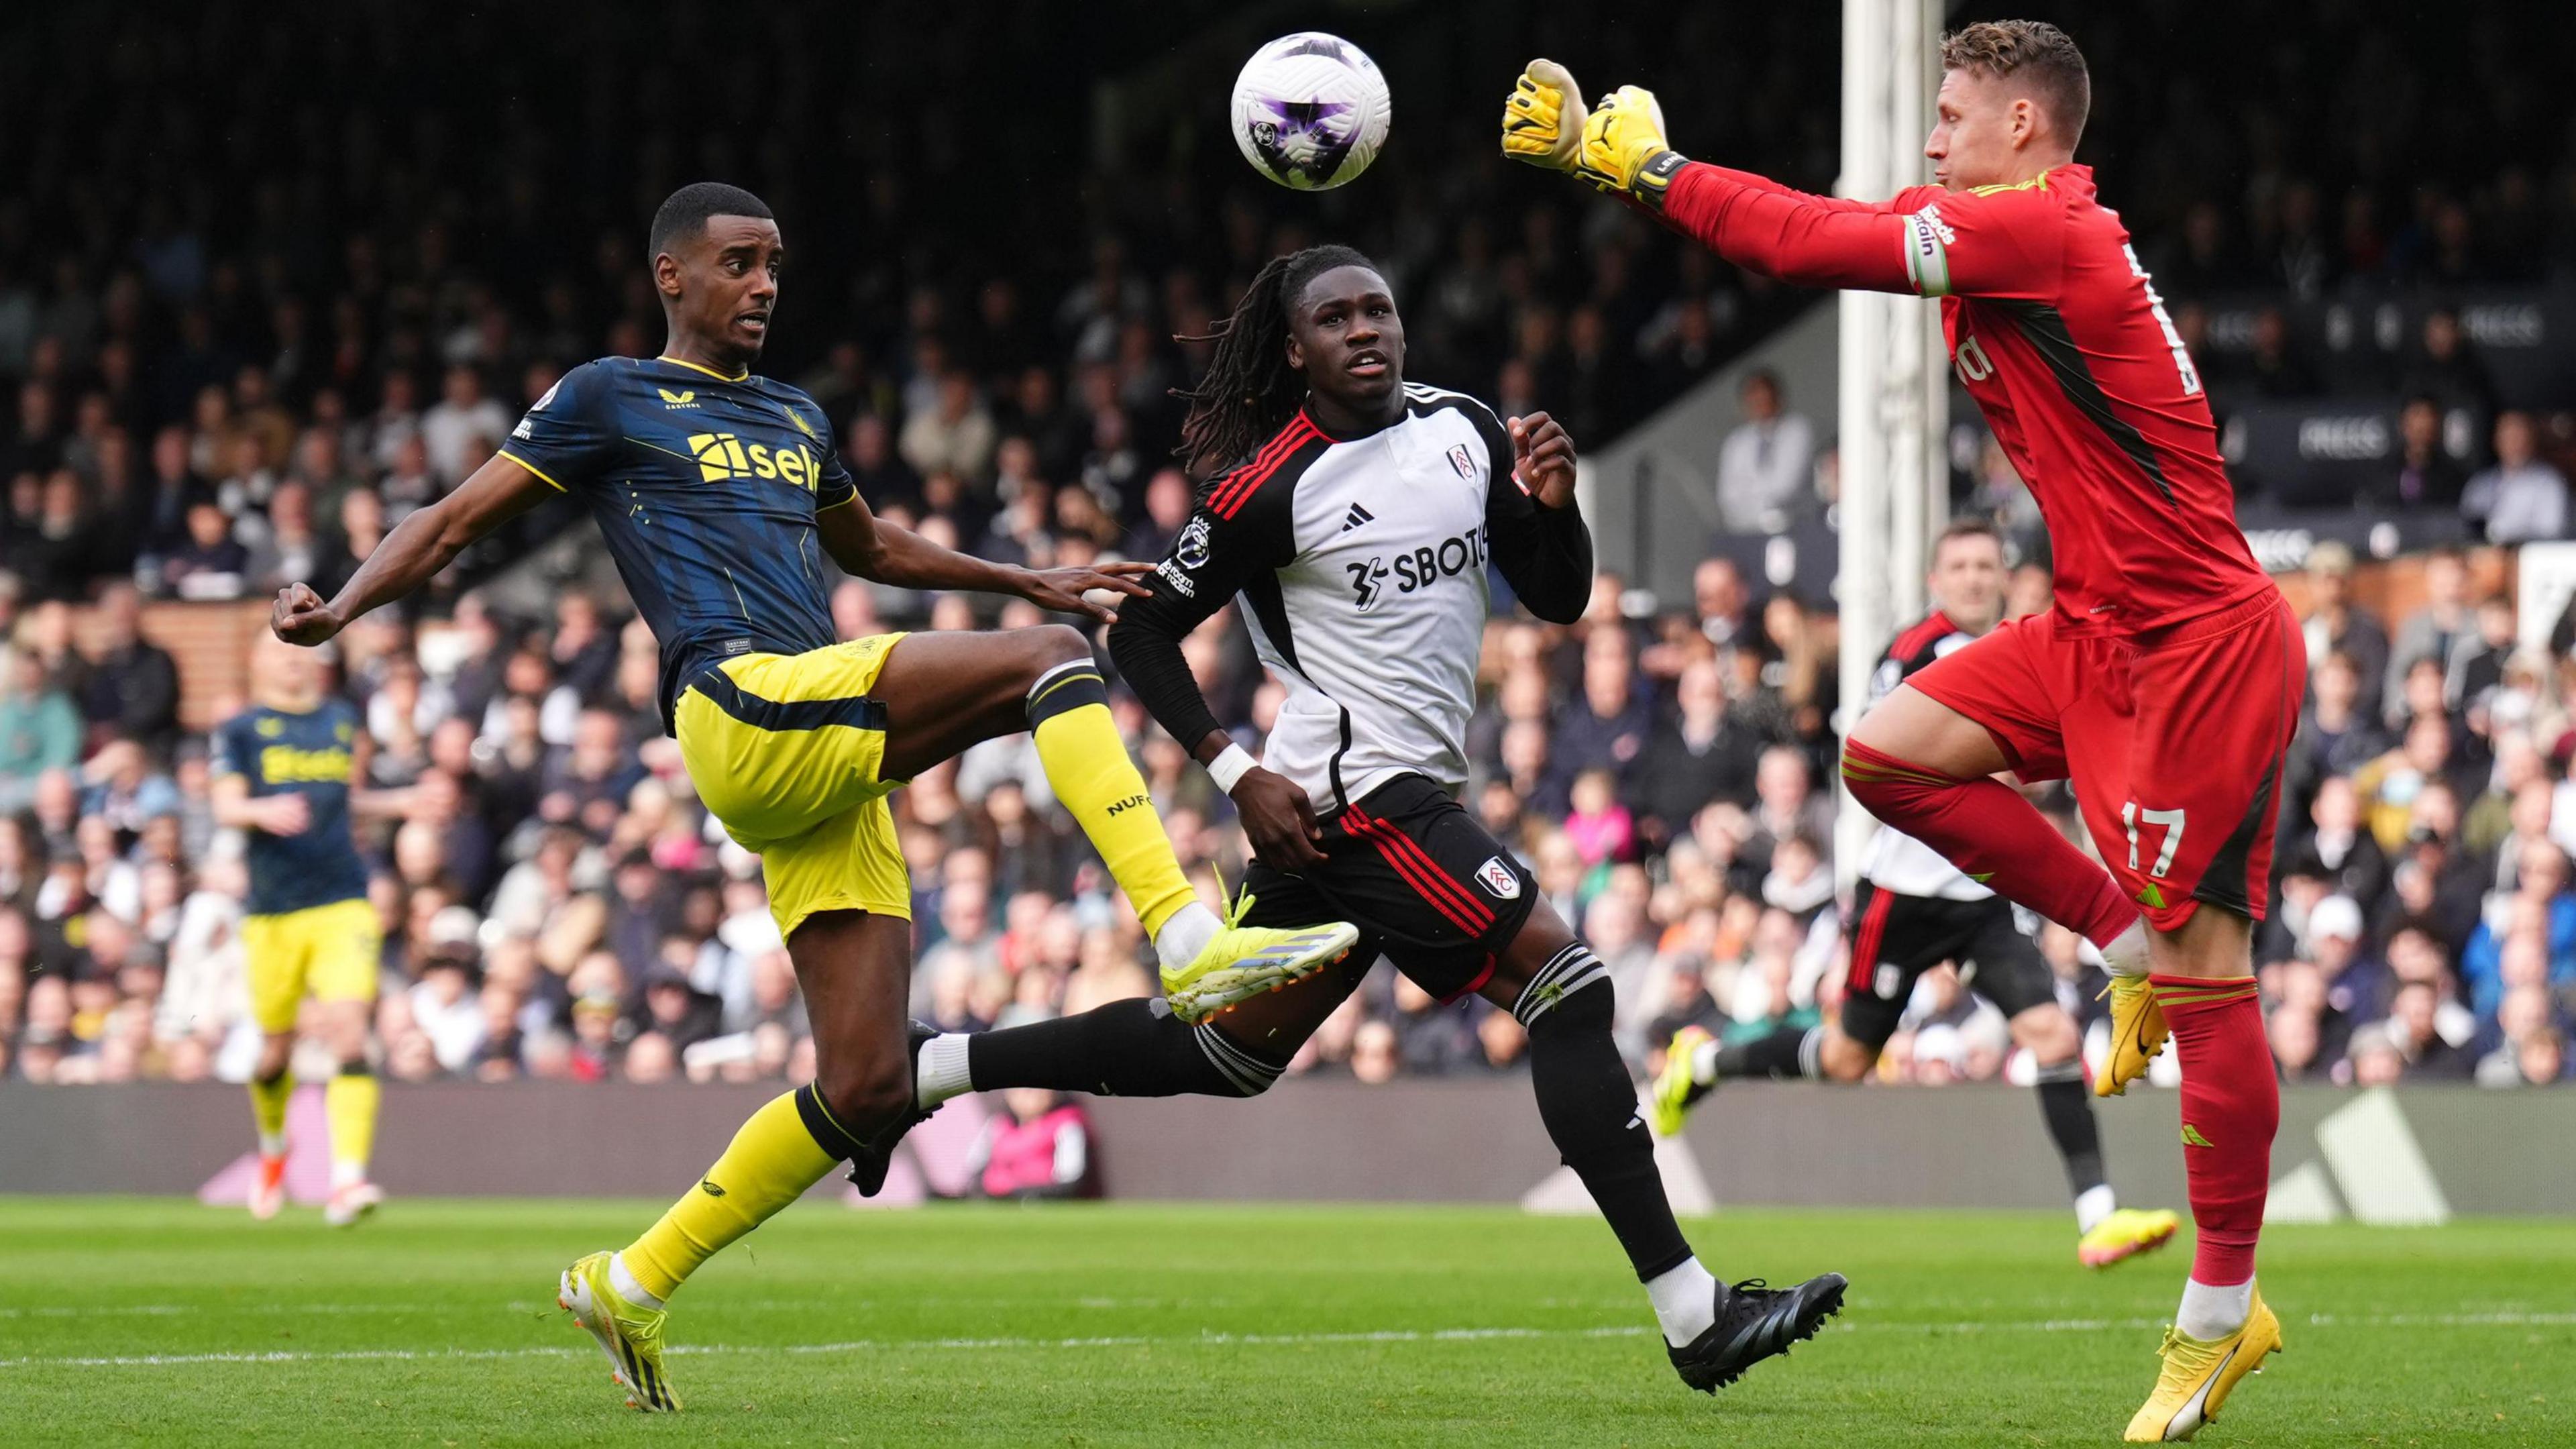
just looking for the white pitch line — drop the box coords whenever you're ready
[1,1309,2569,1371]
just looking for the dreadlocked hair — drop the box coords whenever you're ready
[1173,244,1378,478]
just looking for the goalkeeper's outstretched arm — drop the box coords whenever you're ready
[1501,62,1939,297]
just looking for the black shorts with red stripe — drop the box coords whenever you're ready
[1238,773,1538,1002]
[1837,879,2060,1055]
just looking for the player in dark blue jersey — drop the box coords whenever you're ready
[266,182,1355,1411]
[210,633,410,1226]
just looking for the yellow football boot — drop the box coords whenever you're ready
[1651,1024,1715,1137]
[559,1251,680,1413]
[2078,1206,2182,1269]
[2096,974,2170,1097]
[1161,888,1359,1024]
[2124,1283,2282,1442]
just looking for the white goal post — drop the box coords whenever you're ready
[1833,0,1951,890]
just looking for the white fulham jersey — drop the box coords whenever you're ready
[1108,383,1593,811]
[1855,610,1998,902]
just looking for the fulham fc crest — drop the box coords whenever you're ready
[1448,443,1476,480]
[1475,855,1521,900]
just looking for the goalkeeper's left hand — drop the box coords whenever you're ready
[1576,85,1688,209]
[1500,60,1587,170]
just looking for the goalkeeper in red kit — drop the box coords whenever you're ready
[1505,21,2295,1443]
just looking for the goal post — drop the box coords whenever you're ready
[1833,0,1951,890]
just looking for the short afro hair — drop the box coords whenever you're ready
[648,182,774,259]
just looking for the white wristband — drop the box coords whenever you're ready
[1205,743,1259,795]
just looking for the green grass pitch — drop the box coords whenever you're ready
[1,1199,2569,1446]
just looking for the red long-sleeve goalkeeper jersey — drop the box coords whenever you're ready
[1661,160,2269,637]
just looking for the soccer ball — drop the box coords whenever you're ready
[1230,33,1391,191]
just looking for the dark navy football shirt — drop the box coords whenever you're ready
[498,356,857,728]
[209,700,370,916]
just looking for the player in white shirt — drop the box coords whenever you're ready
[1652,519,2180,1268]
[882,245,1846,1394]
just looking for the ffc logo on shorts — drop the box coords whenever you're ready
[1475,855,1521,900]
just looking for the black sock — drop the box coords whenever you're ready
[967,997,1283,1098]
[1526,979,1692,1281]
[1711,1024,1820,1080]
[2033,1062,2107,1197]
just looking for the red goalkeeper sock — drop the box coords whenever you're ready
[2152,975,2275,1286]
[1841,740,2137,948]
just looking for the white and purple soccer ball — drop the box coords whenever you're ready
[1230,33,1391,191]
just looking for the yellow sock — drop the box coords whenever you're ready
[623,1087,845,1301]
[1026,661,1197,936]
[326,1070,379,1181]
[249,1073,291,1152]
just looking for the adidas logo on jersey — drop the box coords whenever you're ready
[1341,502,1375,532]
[686,431,821,490]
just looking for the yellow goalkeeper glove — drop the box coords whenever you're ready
[1500,60,1588,171]
[1576,85,1688,209]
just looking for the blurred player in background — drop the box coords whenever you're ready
[1508,21,2297,1440]
[1650,519,2180,1269]
[210,633,409,1226]
[266,182,1356,1412]
[890,246,1849,1395]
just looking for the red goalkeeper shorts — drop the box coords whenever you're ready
[1908,589,2305,930]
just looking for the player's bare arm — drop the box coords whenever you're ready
[209,771,309,837]
[811,492,1151,625]
[1110,588,1328,872]
[345,733,418,820]
[271,452,559,646]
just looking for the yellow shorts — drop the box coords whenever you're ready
[243,897,383,1036]
[675,633,914,941]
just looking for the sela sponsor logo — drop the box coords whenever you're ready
[1343,525,1490,611]
[1475,855,1521,900]
[1447,443,1476,480]
[1174,515,1214,570]
[686,431,822,490]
